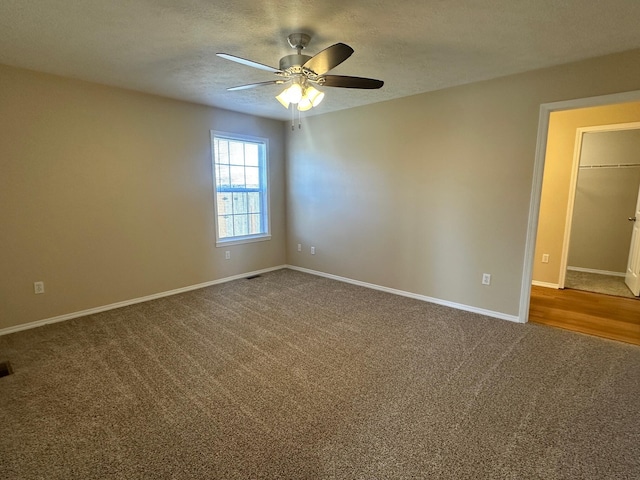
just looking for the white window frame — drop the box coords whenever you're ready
[211,131,271,246]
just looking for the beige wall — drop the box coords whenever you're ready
[4,49,640,329]
[533,102,640,285]
[0,64,286,330]
[567,130,640,272]
[287,49,640,317]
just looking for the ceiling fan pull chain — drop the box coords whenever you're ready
[291,104,295,130]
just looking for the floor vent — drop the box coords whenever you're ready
[246,275,262,280]
[0,361,13,378]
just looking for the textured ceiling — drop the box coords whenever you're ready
[2,1,640,120]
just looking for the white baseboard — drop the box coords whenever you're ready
[2,264,524,336]
[0,265,287,337]
[567,266,626,277]
[532,280,560,289]
[286,265,521,323]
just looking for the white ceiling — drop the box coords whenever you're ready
[2,1,640,121]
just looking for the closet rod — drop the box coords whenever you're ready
[579,163,640,169]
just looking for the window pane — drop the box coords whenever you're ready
[234,215,249,236]
[216,140,229,164]
[217,164,230,188]
[217,193,232,215]
[245,166,259,188]
[247,192,261,213]
[232,192,247,214]
[229,142,245,165]
[245,144,259,166]
[218,215,234,238]
[248,214,262,234]
[230,165,245,187]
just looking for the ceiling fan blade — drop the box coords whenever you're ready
[303,43,354,75]
[227,80,285,91]
[216,53,282,73]
[320,75,384,89]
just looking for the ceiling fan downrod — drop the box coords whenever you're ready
[279,33,313,73]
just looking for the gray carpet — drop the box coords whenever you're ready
[1,269,639,479]
[565,270,637,299]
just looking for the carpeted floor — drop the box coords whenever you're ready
[1,269,639,479]
[565,269,637,299]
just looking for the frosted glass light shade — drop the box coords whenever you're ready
[305,86,325,107]
[275,91,290,108]
[297,97,312,111]
[285,83,303,104]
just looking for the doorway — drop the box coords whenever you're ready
[563,126,640,299]
[519,90,640,324]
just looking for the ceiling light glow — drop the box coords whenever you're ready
[275,82,325,112]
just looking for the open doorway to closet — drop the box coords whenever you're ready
[564,126,640,298]
[529,100,640,298]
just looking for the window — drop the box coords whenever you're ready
[211,132,270,245]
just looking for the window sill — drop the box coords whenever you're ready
[216,234,271,247]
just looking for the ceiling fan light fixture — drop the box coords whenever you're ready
[275,91,290,109]
[278,84,325,111]
[297,97,313,111]
[284,82,303,104]
[305,86,325,107]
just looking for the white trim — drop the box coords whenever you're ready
[287,265,521,323]
[520,89,640,323]
[557,128,584,288]
[573,122,640,134]
[216,234,271,247]
[567,266,626,277]
[519,102,554,324]
[532,280,560,289]
[0,265,287,337]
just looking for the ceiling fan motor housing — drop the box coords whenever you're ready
[279,54,313,72]
[280,33,313,74]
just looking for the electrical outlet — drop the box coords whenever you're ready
[542,254,549,263]
[297,243,302,252]
[482,273,491,285]
[225,251,231,260]
[310,246,316,255]
[34,281,45,294]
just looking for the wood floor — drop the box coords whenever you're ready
[529,286,640,346]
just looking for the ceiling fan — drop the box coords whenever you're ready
[216,33,384,113]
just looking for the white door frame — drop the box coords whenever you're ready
[519,89,640,323]
[558,122,640,289]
